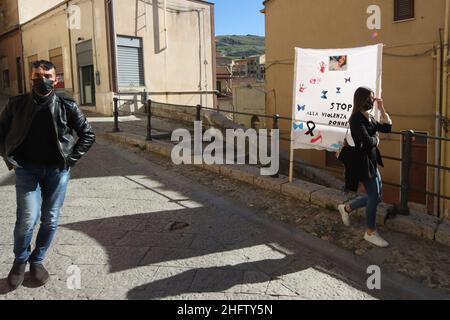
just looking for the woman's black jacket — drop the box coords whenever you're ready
[344,111,392,192]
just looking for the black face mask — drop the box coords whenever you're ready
[32,78,55,95]
[363,98,374,111]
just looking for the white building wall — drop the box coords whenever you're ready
[21,5,72,92]
[114,0,215,108]
[18,0,66,24]
[19,0,216,114]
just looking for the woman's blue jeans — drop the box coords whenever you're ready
[13,164,70,264]
[348,170,382,230]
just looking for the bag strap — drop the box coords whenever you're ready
[343,126,350,147]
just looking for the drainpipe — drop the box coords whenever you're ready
[19,25,26,93]
[66,3,75,97]
[163,0,168,50]
[197,9,203,106]
[210,3,217,108]
[441,0,450,217]
[434,42,442,217]
[109,0,119,93]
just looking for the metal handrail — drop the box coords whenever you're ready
[112,96,450,217]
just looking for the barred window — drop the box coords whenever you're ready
[394,0,414,21]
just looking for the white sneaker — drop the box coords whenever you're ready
[338,204,351,226]
[364,231,389,248]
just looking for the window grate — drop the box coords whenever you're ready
[394,0,414,21]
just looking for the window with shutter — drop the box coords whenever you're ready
[394,0,414,21]
[49,47,65,88]
[117,36,145,88]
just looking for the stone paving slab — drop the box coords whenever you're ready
[281,179,326,202]
[254,175,290,193]
[385,211,440,241]
[435,220,450,247]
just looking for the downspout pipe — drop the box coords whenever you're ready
[109,0,119,93]
[441,0,450,218]
[434,43,442,217]
[210,3,217,108]
[163,0,168,50]
[66,3,75,98]
[19,25,26,93]
[197,9,202,106]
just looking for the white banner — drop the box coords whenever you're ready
[291,44,383,151]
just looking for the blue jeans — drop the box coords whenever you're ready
[14,164,70,264]
[348,170,382,230]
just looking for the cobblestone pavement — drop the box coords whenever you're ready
[107,138,450,297]
[99,117,450,296]
[0,118,448,300]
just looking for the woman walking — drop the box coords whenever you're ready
[338,87,392,247]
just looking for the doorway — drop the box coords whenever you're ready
[76,40,95,106]
[408,133,427,205]
[80,65,95,105]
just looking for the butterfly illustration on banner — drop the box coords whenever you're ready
[309,78,321,84]
[319,62,327,74]
[321,91,328,99]
[336,87,341,94]
[297,104,306,112]
[345,77,351,83]
[293,122,304,130]
[330,143,342,150]
[299,84,307,93]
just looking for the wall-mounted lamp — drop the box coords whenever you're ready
[95,71,101,86]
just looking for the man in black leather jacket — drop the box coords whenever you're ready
[0,60,95,289]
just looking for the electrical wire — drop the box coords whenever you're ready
[264,45,437,70]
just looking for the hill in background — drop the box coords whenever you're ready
[216,35,265,59]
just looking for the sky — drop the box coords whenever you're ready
[209,0,265,36]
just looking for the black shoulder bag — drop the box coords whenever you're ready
[337,127,355,165]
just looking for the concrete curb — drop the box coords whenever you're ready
[104,131,450,249]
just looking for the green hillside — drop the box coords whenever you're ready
[216,35,265,58]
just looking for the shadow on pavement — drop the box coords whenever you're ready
[62,198,387,300]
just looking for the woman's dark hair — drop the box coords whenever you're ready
[352,86,373,117]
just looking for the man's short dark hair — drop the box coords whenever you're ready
[31,60,56,73]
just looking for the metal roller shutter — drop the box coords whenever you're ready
[117,36,144,87]
[49,47,64,74]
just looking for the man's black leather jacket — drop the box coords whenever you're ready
[0,92,95,170]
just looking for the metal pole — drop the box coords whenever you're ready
[273,113,280,130]
[271,114,280,178]
[434,43,443,217]
[437,119,442,218]
[196,104,202,122]
[399,130,414,215]
[141,89,147,105]
[146,99,152,141]
[441,0,450,219]
[113,97,120,132]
